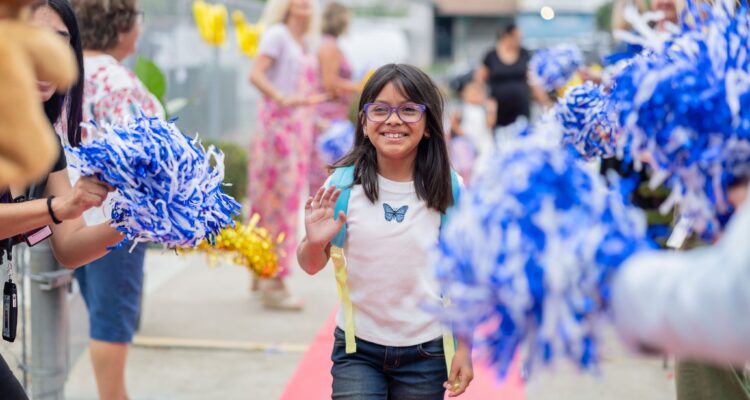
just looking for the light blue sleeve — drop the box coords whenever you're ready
[612,185,750,365]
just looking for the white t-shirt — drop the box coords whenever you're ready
[334,175,445,347]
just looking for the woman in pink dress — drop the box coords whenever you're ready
[308,2,360,194]
[248,0,321,310]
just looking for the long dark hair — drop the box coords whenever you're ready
[36,0,85,147]
[334,64,454,213]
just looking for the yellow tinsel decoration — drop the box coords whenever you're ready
[557,64,603,98]
[232,10,264,58]
[193,214,283,278]
[359,69,375,90]
[193,0,228,46]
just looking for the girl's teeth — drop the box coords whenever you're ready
[385,133,404,138]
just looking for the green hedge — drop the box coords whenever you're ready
[202,140,248,205]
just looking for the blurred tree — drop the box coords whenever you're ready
[134,55,245,204]
[135,56,167,109]
[596,1,614,32]
[203,139,248,205]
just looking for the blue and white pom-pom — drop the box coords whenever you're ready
[66,115,241,248]
[611,0,750,238]
[316,119,355,165]
[433,124,649,379]
[529,44,584,92]
[554,82,618,160]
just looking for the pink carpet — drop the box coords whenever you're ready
[280,310,526,400]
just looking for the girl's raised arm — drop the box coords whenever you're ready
[297,186,346,275]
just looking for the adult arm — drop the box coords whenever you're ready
[0,170,122,268]
[522,48,553,108]
[528,75,553,108]
[249,54,283,103]
[0,197,63,241]
[318,41,359,99]
[248,25,308,108]
[476,55,498,128]
[612,183,750,365]
[0,172,107,241]
[44,169,124,268]
[474,64,489,85]
[249,54,309,107]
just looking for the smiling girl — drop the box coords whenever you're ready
[297,64,473,399]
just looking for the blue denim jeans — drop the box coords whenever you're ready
[75,242,146,342]
[331,327,448,400]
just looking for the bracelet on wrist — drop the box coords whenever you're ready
[47,196,62,225]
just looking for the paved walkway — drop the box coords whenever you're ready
[63,250,677,400]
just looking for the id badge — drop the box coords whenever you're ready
[3,280,17,342]
[24,225,53,246]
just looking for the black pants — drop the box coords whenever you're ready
[0,354,27,400]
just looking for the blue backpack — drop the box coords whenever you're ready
[326,165,462,372]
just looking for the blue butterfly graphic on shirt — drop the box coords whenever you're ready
[383,203,408,223]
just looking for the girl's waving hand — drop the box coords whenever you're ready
[298,185,346,275]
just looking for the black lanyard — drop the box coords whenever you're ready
[2,240,17,342]
[1,190,18,343]
[0,183,44,343]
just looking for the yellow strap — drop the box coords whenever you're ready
[331,246,356,353]
[331,245,455,369]
[442,297,456,374]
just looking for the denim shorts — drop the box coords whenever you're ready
[74,243,146,343]
[331,327,448,400]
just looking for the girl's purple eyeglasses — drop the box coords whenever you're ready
[363,102,427,123]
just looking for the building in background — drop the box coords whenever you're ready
[136,0,264,144]
[433,0,516,65]
[132,0,612,143]
[517,0,611,59]
[336,0,431,77]
[137,0,437,144]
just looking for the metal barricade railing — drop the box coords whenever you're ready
[8,243,75,400]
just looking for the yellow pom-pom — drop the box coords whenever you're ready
[232,10,264,58]
[191,214,282,278]
[193,0,227,46]
[558,72,584,98]
[559,63,604,97]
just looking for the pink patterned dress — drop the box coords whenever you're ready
[248,24,317,277]
[308,35,354,195]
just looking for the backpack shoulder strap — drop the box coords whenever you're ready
[440,169,462,228]
[328,165,355,248]
[327,165,357,353]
